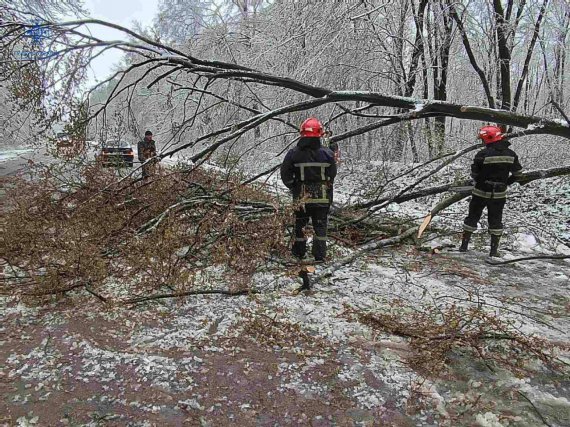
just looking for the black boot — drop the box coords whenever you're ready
[489,235,501,257]
[292,238,307,260]
[459,231,472,252]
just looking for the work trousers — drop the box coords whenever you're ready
[292,204,329,261]
[463,195,506,236]
[141,159,157,179]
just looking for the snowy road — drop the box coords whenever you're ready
[0,148,37,177]
[1,245,568,426]
[1,154,569,425]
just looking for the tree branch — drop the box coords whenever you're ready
[358,164,570,207]
[486,254,570,266]
[124,288,257,305]
[512,0,549,112]
[449,4,496,108]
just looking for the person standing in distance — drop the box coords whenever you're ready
[138,130,157,179]
[460,125,523,257]
[323,130,341,165]
[281,117,337,261]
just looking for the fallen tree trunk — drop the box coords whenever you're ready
[357,165,570,209]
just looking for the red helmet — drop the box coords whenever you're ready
[300,117,324,137]
[479,125,503,144]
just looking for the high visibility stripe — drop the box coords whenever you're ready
[472,188,507,199]
[314,235,327,241]
[294,162,330,183]
[294,163,331,167]
[483,156,515,164]
[488,228,503,236]
[305,198,330,203]
[463,223,477,232]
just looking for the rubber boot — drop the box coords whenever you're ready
[292,239,307,260]
[459,231,472,252]
[489,235,501,257]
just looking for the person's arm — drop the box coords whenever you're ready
[470,151,484,183]
[507,153,523,184]
[327,150,337,182]
[329,142,340,164]
[151,141,157,157]
[280,151,295,189]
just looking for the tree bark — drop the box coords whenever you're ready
[432,0,454,156]
[494,0,513,110]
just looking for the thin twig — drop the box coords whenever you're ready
[516,391,552,427]
[85,285,108,303]
[550,99,570,126]
[124,288,258,304]
[486,254,570,265]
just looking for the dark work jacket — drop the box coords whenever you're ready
[471,141,523,199]
[280,137,337,207]
[138,139,156,162]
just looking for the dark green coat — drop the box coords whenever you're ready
[137,139,156,162]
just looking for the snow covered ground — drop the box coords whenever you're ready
[0,148,34,163]
[2,246,568,425]
[1,157,569,425]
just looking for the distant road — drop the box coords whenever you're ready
[0,146,103,178]
[0,148,38,177]
[0,147,65,178]
[0,145,182,179]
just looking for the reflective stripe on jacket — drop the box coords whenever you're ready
[280,137,337,206]
[470,141,523,199]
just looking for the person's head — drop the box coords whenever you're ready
[300,117,324,138]
[144,130,153,141]
[478,125,503,145]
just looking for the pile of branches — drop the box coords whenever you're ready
[0,163,291,303]
[346,303,567,377]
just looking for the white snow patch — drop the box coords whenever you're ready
[512,233,540,252]
[475,412,504,427]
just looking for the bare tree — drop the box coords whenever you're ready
[2,1,569,172]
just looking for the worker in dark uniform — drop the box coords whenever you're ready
[137,130,157,179]
[460,125,523,257]
[281,117,337,261]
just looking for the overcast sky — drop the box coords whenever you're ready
[82,0,159,87]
